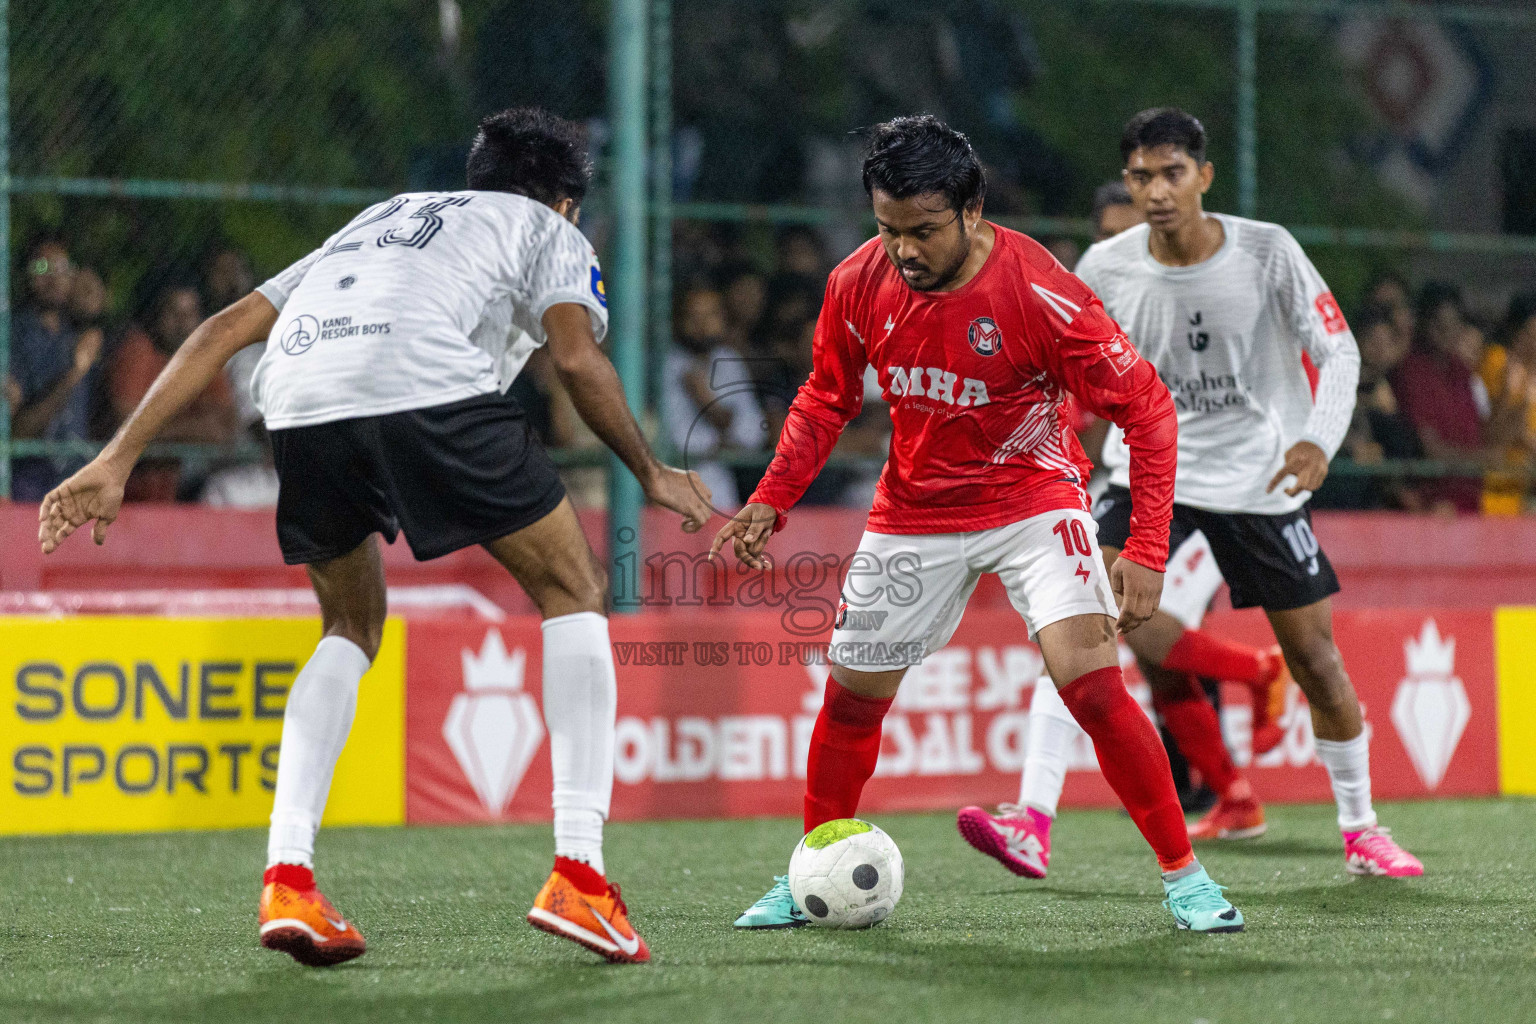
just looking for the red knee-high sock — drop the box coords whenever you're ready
[804,680,895,833]
[1162,629,1273,686]
[1059,666,1194,873]
[1152,675,1241,798]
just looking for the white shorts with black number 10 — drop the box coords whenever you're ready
[828,509,1119,671]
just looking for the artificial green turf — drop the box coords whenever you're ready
[1,799,1532,1024]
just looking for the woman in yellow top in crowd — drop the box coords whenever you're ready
[1479,293,1536,515]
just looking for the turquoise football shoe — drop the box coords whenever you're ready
[733,875,808,930]
[1163,866,1245,933]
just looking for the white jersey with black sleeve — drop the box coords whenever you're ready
[1079,214,1360,515]
[250,190,607,430]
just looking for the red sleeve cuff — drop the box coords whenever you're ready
[746,491,790,535]
[1117,540,1167,575]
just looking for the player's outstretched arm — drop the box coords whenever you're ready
[542,302,712,533]
[38,291,279,553]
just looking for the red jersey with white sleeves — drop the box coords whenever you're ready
[749,225,1179,572]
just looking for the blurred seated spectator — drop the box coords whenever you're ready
[111,277,237,501]
[1362,268,1415,348]
[204,244,256,313]
[662,284,766,509]
[203,244,266,430]
[719,262,767,355]
[754,273,823,358]
[1391,282,1491,514]
[1313,303,1425,510]
[6,236,104,501]
[775,225,829,280]
[1042,236,1080,271]
[1091,181,1143,242]
[1477,292,1536,515]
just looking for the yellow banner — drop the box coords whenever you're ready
[1,617,404,835]
[1496,608,1536,796]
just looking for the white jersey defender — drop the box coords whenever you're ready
[1081,213,1359,515]
[252,190,607,430]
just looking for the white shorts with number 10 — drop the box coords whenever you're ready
[828,509,1119,671]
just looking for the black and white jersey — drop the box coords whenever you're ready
[252,191,607,430]
[1078,214,1359,515]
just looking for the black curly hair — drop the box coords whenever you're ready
[466,107,592,206]
[1120,107,1207,165]
[861,114,987,214]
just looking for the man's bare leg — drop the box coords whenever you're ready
[1263,598,1422,874]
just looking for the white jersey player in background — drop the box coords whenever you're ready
[1070,108,1418,877]
[38,108,712,965]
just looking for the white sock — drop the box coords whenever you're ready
[542,611,617,876]
[1315,731,1377,832]
[1018,676,1077,818]
[266,636,372,868]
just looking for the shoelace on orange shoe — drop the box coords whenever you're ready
[607,883,629,919]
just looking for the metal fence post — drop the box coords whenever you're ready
[0,0,10,500]
[607,0,649,612]
[649,0,672,429]
[1236,0,1258,219]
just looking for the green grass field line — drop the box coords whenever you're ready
[2,799,1533,1023]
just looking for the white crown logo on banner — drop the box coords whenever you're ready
[1390,619,1469,790]
[442,630,545,815]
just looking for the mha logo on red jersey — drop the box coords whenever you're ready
[967,316,1003,356]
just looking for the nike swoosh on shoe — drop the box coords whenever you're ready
[584,898,641,956]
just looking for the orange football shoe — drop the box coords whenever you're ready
[527,857,650,964]
[1188,794,1268,842]
[258,864,366,967]
[1251,645,1292,757]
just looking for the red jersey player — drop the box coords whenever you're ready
[713,116,1243,933]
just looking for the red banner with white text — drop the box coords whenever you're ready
[403,609,1499,824]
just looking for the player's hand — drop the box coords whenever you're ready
[1109,557,1163,634]
[38,458,128,553]
[1267,440,1329,496]
[708,501,778,570]
[643,464,713,533]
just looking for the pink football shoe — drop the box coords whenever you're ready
[957,803,1051,879]
[1344,825,1424,877]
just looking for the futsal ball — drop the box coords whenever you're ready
[788,818,904,929]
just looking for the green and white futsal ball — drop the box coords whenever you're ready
[788,818,904,929]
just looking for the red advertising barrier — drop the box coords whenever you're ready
[404,608,1499,824]
[10,501,1536,610]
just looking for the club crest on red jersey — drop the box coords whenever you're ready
[967,316,1003,356]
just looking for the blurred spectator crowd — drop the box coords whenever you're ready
[9,208,1536,517]
[5,234,273,506]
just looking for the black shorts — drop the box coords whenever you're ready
[1092,484,1339,611]
[269,391,566,565]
